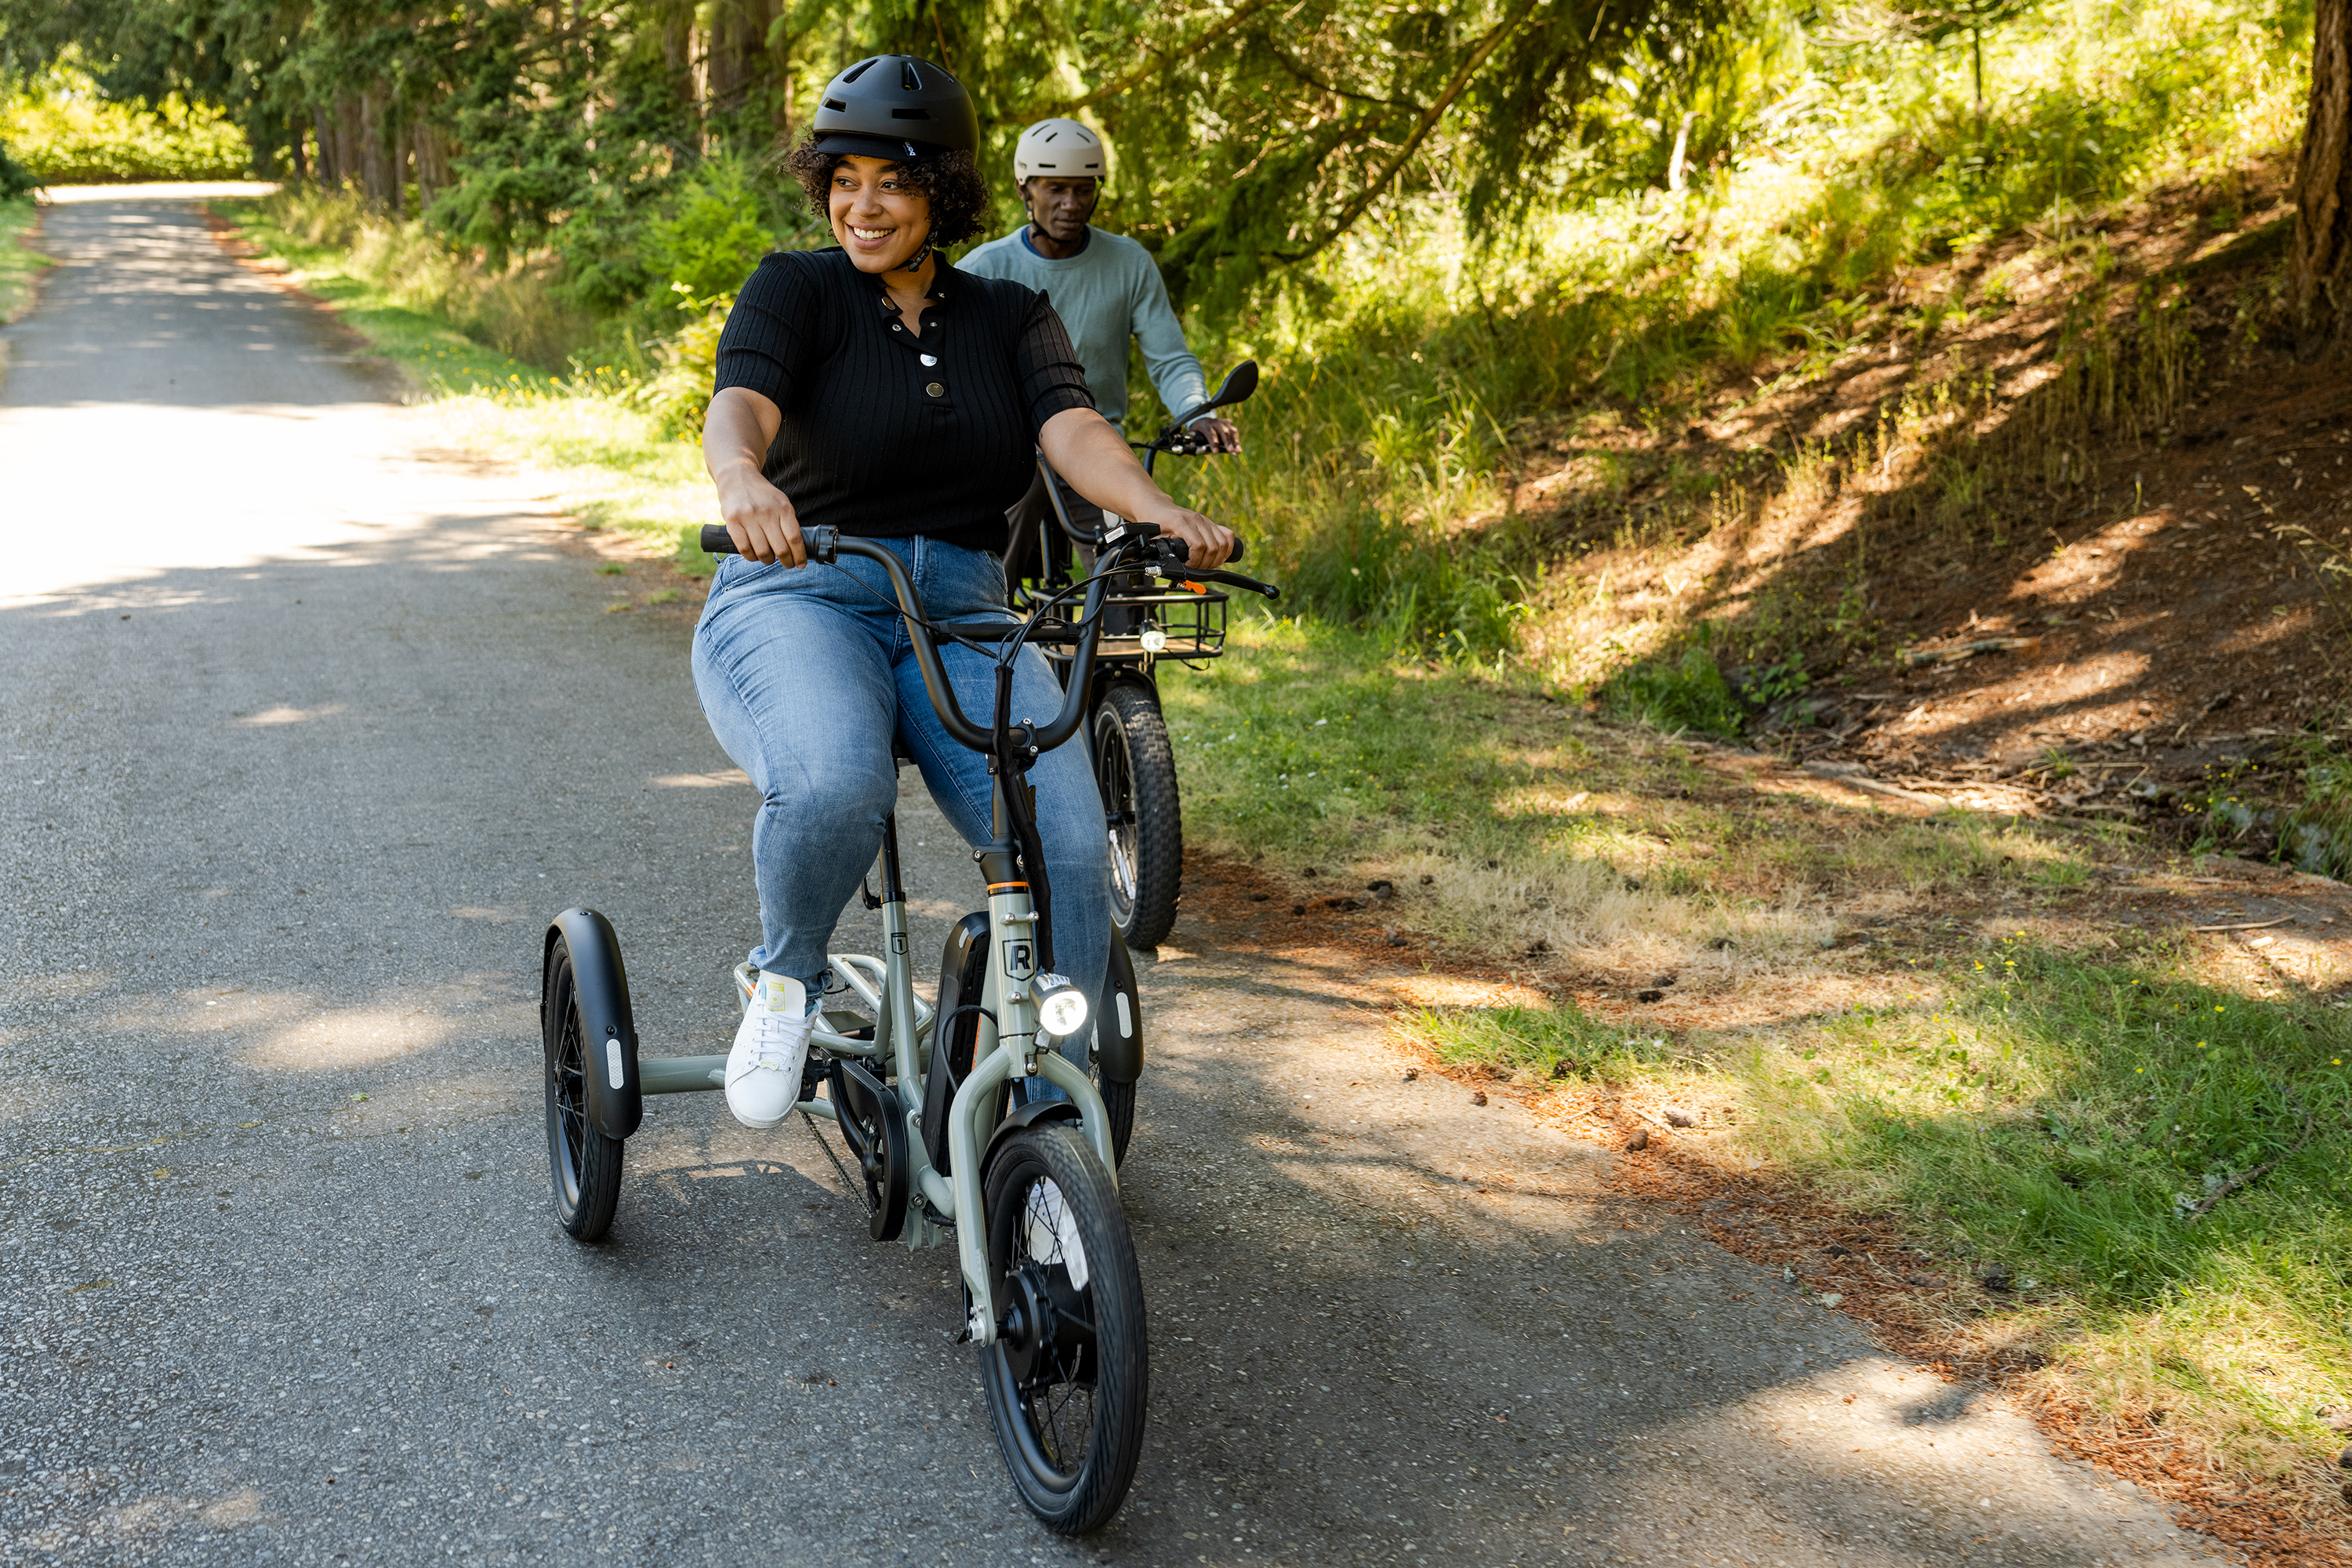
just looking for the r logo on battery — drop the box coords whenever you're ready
[1003,940,1035,980]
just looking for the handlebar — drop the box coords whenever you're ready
[697,524,1279,746]
[696,524,1144,755]
[702,521,1245,569]
[1138,535,1279,600]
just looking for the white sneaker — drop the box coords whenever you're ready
[725,972,813,1131]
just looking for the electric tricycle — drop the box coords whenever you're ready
[538,520,1279,1534]
[1008,362,1261,949]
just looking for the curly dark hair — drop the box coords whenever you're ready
[782,135,991,249]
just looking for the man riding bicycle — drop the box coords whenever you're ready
[960,118,1239,575]
[695,59,1232,1132]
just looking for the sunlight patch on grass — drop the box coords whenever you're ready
[1417,940,2352,1487]
[1732,944,2347,1483]
[1165,614,1832,970]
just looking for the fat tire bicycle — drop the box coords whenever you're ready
[1011,363,1261,949]
[539,518,1277,1534]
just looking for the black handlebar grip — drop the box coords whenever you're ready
[1147,534,1247,568]
[698,524,840,563]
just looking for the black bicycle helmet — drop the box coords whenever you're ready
[811,55,980,161]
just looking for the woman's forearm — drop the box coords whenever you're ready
[701,385,802,565]
[1037,408,1170,521]
[703,386,779,485]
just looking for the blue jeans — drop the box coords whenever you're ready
[691,535,1109,1100]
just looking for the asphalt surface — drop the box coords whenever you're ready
[0,191,2226,1566]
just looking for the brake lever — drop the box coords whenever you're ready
[1163,566,1280,601]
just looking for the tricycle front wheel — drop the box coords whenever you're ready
[979,1123,1148,1534]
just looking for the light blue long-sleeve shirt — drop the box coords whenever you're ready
[957,225,1209,428]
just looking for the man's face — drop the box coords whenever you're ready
[1022,176,1098,244]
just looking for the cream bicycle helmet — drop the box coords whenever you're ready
[1012,118,1106,181]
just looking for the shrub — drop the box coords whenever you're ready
[2,63,249,184]
[0,139,33,200]
[644,154,803,304]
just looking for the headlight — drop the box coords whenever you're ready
[1033,973,1090,1038]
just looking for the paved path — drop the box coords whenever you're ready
[0,191,2223,1566]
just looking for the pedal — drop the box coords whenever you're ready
[731,961,757,1015]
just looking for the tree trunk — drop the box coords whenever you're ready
[314,107,339,183]
[661,0,703,147]
[707,0,754,114]
[358,87,389,205]
[289,122,309,183]
[414,119,440,212]
[2292,0,2352,345]
[336,97,365,193]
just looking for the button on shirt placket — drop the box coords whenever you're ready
[881,282,950,406]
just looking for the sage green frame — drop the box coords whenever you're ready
[637,864,1118,1347]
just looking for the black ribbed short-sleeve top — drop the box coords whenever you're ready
[712,247,1095,552]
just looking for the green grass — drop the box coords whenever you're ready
[1419,939,2352,1485]
[1415,1000,1673,1083]
[1165,611,2128,928]
[209,195,714,569]
[0,198,49,325]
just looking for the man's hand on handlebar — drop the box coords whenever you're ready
[712,462,807,568]
[1131,503,1234,569]
[1188,416,1243,455]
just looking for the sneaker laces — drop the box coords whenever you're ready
[743,1003,813,1074]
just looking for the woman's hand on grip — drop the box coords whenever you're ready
[714,464,806,567]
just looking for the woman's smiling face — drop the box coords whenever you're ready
[827,155,931,273]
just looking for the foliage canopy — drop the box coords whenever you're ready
[0,0,1757,307]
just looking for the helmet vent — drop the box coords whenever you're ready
[822,97,848,112]
[890,107,932,120]
[900,60,922,91]
[841,57,877,83]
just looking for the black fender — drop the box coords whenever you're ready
[1087,664,1159,710]
[1094,925,1143,1084]
[543,908,641,1141]
[922,912,995,1177]
[981,1098,1086,1179]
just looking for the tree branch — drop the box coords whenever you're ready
[1263,42,1425,111]
[1023,0,1283,118]
[1269,0,1539,265]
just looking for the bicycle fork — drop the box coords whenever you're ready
[904,786,1119,1346]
